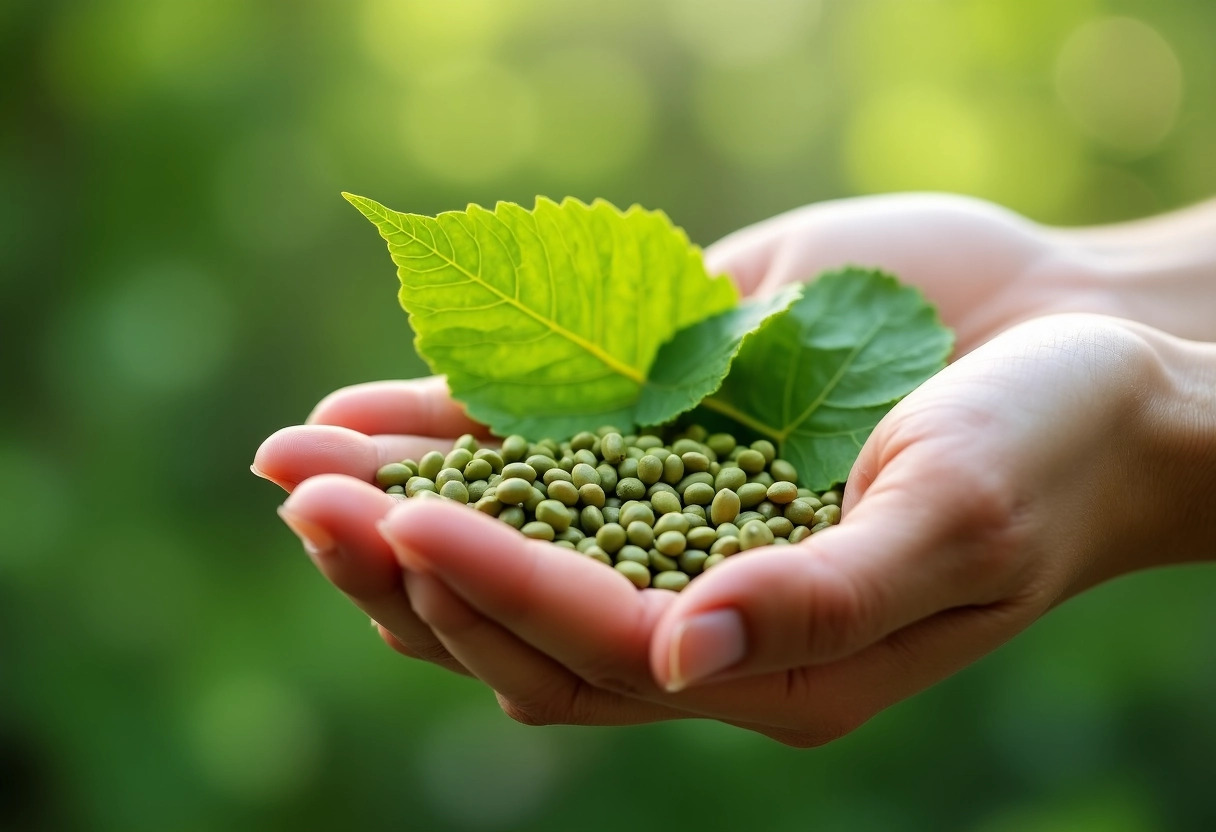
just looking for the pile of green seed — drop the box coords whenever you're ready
[373,425,842,591]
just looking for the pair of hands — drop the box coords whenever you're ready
[254,193,1193,746]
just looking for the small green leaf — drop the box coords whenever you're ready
[343,193,738,438]
[637,285,802,426]
[701,268,953,490]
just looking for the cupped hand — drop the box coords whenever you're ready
[257,313,1180,745]
[711,192,1124,354]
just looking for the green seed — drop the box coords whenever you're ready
[671,438,702,456]
[500,435,529,463]
[435,467,465,488]
[687,526,717,550]
[615,560,651,588]
[463,458,493,482]
[619,503,655,527]
[683,482,715,505]
[789,525,811,544]
[810,520,833,534]
[662,454,685,484]
[500,462,536,483]
[474,497,502,516]
[769,459,798,484]
[714,466,747,492]
[573,449,597,467]
[767,481,798,505]
[706,433,736,457]
[521,521,555,541]
[646,482,678,500]
[739,519,775,550]
[656,530,687,556]
[680,451,710,473]
[703,553,726,570]
[820,489,842,507]
[653,571,690,592]
[616,477,646,500]
[375,462,413,488]
[467,480,489,501]
[536,499,572,531]
[526,454,556,475]
[523,486,545,513]
[710,536,740,556]
[418,451,445,480]
[676,472,714,491]
[766,516,794,537]
[580,505,605,534]
[570,431,597,451]
[617,458,639,479]
[454,433,479,453]
[654,513,690,536]
[626,521,654,548]
[679,550,708,575]
[499,506,526,528]
[782,498,816,526]
[547,480,580,506]
[385,484,405,495]
[683,424,708,442]
[579,483,606,508]
[616,545,649,566]
[736,449,766,474]
[750,439,776,464]
[543,467,572,484]
[444,448,474,471]
[571,463,599,488]
[637,455,663,485]
[684,510,707,527]
[651,491,682,515]
[405,477,437,497]
[736,510,764,526]
[596,464,619,493]
[814,504,842,525]
[602,506,620,525]
[553,540,576,550]
[737,482,768,508]
[756,501,778,520]
[439,480,469,502]
[635,435,664,450]
[414,490,443,501]
[473,449,504,473]
[596,523,627,554]
[710,489,741,526]
[601,432,626,464]
[584,547,613,566]
[496,477,533,505]
[650,551,679,572]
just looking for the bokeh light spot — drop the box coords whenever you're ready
[666,0,821,67]
[417,706,561,829]
[98,265,235,396]
[693,54,831,170]
[402,62,537,184]
[186,675,322,803]
[360,0,516,76]
[526,49,653,181]
[844,86,992,195]
[1056,17,1183,156]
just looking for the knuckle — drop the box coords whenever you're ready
[496,693,564,727]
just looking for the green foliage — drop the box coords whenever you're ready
[344,193,738,438]
[638,285,802,426]
[703,269,954,490]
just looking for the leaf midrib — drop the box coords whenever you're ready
[381,201,647,386]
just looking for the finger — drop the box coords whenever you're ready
[404,569,684,725]
[376,499,667,698]
[307,376,490,438]
[649,449,1020,691]
[252,425,454,492]
[703,209,805,295]
[278,474,468,674]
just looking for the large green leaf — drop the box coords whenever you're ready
[637,285,802,426]
[701,268,953,490]
[344,194,738,438]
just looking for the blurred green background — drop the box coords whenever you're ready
[3,0,1215,829]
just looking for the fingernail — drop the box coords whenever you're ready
[376,519,430,574]
[666,608,747,692]
[277,506,334,558]
[251,463,296,492]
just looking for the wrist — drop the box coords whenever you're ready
[1127,327,1216,570]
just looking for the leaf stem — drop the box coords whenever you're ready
[699,396,782,442]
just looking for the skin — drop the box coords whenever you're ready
[254,193,1216,745]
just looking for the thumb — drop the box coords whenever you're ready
[648,469,1017,692]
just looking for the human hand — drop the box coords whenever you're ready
[257,314,1215,744]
